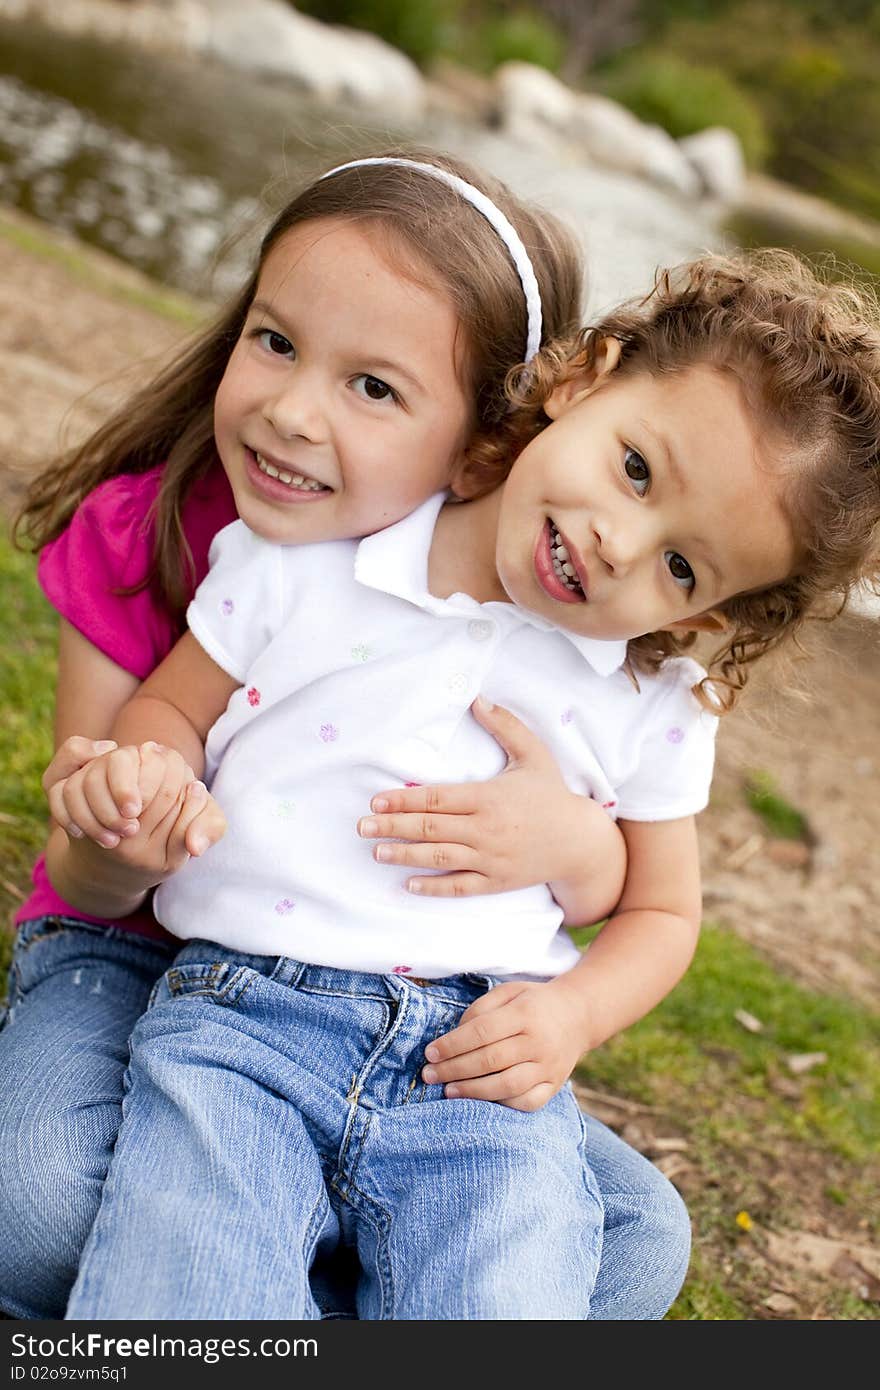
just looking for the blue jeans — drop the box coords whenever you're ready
[1,920,690,1319]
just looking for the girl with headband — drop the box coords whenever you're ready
[5,150,692,1320]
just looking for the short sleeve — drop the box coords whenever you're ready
[615,659,718,821]
[37,468,175,680]
[186,520,284,681]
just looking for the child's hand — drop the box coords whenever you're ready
[420,976,590,1112]
[358,696,600,897]
[45,742,225,867]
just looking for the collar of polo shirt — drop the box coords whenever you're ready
[354,492,628,679]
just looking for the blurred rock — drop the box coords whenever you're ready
[679,126,746,205]
[198,0,426,118]
[494,62,701,199]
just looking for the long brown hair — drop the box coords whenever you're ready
[510,249,880,711]
[15,147,583,622]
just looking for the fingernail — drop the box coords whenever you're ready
[190,834,209,856]
[68,823,84,840]
[425,1044,440,1063]
[407,878,423,894]
[97,832,120,849]
[473,695,493,713]
[374,845,394,863]
[187,780,207,800]
[371,796,389,813]
[143,741,166,754]
[93,740,117,754]
[358,817,378,837]
[120,821,140,838]
[422,1066,438,1084]
[445,1085,461,1099]
[120,801,141,819]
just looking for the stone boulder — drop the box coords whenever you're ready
[197,0,426,119]
[494,61,702,200]
[678,126,746,205]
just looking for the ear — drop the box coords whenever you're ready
[544,336,623,420]
[447,448,487,502]
[659,609,729,635]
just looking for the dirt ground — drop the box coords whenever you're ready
[1,210,878,1318]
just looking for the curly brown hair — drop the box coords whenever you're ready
[14,147,583,624]
[507,249,880,712]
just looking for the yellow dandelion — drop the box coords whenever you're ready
[735,1210,753,1231]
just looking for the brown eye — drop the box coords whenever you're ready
[666,551,695,588]
[256,329,294,358]
[353,374,397,404]
[624,448,650,495]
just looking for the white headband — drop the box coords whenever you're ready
[319,156,543,362]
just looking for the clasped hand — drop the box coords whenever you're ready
[43,737,226,880]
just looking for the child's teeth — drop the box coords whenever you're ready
[550,523,584,595]
[255,453,324,491]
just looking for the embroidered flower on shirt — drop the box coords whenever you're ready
[247,687,261,707]
[404,781,421,788]
[602,800,617,811]
[392,964,412,975]
[351,643,372,662]
[319,723,339,743]
[666,726,685,744]
[220,598,234,616]
[274,898,295,915]
[560,708,575,725]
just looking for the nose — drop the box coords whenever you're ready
[262,370,327,443]
[592,509,647,574]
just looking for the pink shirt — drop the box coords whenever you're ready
[15,463,237,941]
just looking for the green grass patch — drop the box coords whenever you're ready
[0,211,206,326]
[578,920,880,1163]
[0,529,57,961]
[743,769,809,840]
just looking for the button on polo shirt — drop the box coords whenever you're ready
[157,494,716,979]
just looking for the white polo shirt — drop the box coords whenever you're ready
[155,493,717,979]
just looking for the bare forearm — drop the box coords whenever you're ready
[112,694,206,778]
[554,907,700,1053]
[45,824,152,918]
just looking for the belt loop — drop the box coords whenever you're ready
[269,957,308,989]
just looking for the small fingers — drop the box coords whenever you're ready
[135,747,195,834]
[367,784,479,817]
[183,793,227,858]
[358,810,473,846]
[52,748,142,846]
[42,737,117,793]
[423,1005,516,1065]
[162,781,214,871]
[438,1063,546,1104]
[422,1036,531,1086]
[368,838,479,874]
[405,871,493,898]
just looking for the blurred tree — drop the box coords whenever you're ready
[527,0,641,81]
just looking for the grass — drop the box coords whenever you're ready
[2,520,878,1319]
[0,209,206,327]
[0,529,57,977]
[573,919,880,1318]
[743,769,810,840]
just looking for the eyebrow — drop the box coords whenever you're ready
[247,300,426,394]
[638,419,724,590]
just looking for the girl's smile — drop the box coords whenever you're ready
[433,360,798,642]
[213,217,474,545]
